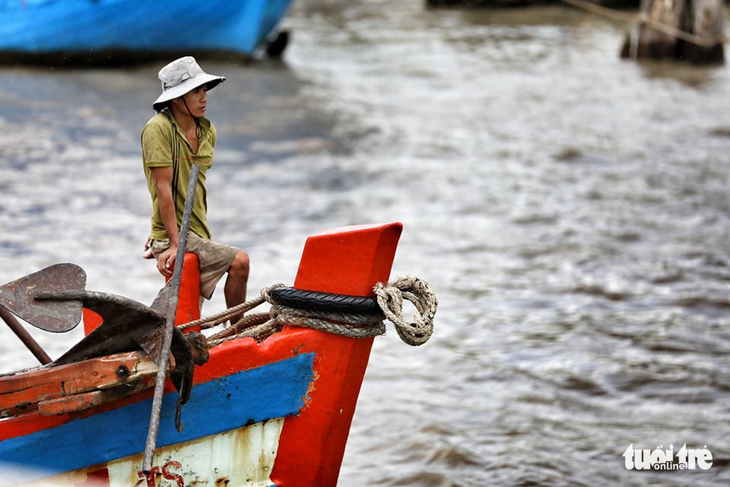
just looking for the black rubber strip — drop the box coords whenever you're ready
[268,287,380,314]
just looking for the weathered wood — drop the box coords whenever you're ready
[621,0,724,64]
[681,0,725,63]
[38,380,154,416]
[0,351,161,414]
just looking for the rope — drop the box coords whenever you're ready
[179,290,276,331]
[374,276,438,347]
[559,0,725,48]
[180,277,438,348]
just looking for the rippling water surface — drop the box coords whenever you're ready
[2,1,730,485]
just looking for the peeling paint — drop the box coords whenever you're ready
[302,370,320,408]
[105,419,285,487]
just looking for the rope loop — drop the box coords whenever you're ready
[374,276,438,346]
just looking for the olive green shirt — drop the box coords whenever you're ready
[142,111,216,241]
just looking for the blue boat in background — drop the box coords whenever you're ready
[0,0,293,65]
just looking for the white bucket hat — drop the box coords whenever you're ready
[152,56,225,111]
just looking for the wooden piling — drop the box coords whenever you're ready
[621,0,724,64]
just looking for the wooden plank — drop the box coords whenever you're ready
[0,351,140,393]
[0,351,160,413]
[38,380,154,416]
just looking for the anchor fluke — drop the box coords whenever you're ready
[0,263,86,332]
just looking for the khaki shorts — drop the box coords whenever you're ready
[151,233,239,300]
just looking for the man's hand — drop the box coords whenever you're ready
[156,245,178,277]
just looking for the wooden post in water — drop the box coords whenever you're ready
[621,0,725,64]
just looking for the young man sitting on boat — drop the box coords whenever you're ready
[142,56,249,320]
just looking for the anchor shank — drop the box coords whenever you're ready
[0,307,52,365]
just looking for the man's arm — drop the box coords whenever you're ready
[151,166,179,278]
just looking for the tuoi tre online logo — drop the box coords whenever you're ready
[623,443,713,471]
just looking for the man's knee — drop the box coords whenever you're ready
[230,250,250,279]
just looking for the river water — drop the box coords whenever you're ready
[2,0,730,485]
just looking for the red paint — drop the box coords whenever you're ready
[172,253,201,331]
[293,223,403,296]
[162,460,185,487]
[135,466,159,487]
[82,308,103,335]
[272,221,403,487]
[130,460,186,487]
[75,468,110,486]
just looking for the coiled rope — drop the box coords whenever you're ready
[178,277,438,348]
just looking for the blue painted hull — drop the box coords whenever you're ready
[0,354,313,484]
[0,0,293,59]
